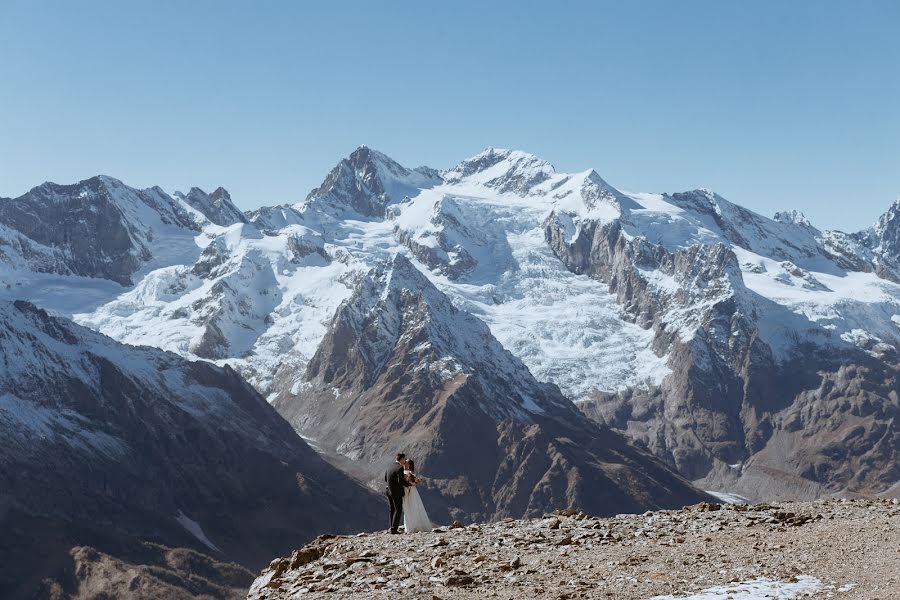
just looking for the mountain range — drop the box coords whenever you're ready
[1,145,898,596]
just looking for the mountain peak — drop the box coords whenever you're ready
[871,196,900,259]
[274,253,708,523]
[443,148,557,194]
[210,186,231,200]
[874,197,900,233]
[382,252,433,295]
[31,174,122,197]
[302,147,441,219]
[773,209,815,229]
[299,252,572,424]
[175,186,246,226]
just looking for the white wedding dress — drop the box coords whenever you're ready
[403,472,432,533]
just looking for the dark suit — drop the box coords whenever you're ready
[384,461,408,532]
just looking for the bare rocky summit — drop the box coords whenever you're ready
[248,498,900,600]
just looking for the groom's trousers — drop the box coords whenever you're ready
[387,491,404,532]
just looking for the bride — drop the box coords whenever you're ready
[403,459,432,533]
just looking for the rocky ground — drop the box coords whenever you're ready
[248,499,900,600]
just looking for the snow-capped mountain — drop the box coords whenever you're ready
[301,145,442,220]
[0,299,380,598]
[0,175,200,286]
[273,254,709,522]
[2,146,898,503]
[175,185,249,227]
[543,186,900,497]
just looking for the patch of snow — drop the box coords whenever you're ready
[706,491,751,505]
[648,576,824,599]
[175,510,220,552]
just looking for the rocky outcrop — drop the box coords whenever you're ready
[272,255,709,524]
[544,213,769,477]
[0,300,381,599]
[249,498,900,600]
[392,195,514,282]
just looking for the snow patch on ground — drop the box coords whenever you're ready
[648,576,824,599]
[706,491,751,505]
[175,511,220,552]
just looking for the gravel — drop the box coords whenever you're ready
[248,498,900,600]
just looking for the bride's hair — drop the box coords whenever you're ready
[408,459,415,472]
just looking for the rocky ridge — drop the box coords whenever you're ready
[248,498,900,600]
[543,188,900,497]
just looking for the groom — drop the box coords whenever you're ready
[384,452,410,534]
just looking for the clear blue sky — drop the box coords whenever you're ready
[1,1,897,231]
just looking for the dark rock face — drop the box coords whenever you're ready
[176,187,249,227]
[0,176,198,285]
[544,211,900,499]
[0,300,380,599]
[717,349,900,500]
[272,255,710,524]
[873,199,900,260]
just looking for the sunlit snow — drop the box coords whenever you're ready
[4,147,900,404]
[648,576,825,599]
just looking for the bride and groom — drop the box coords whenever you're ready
[384,452,432,534]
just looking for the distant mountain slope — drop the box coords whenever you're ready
[273,255,710,523]
[2,147,898,504]
[0,300,380,599]
[544,187,900,497]
[0,175,200,285]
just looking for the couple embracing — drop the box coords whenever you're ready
[384,452,432,534]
